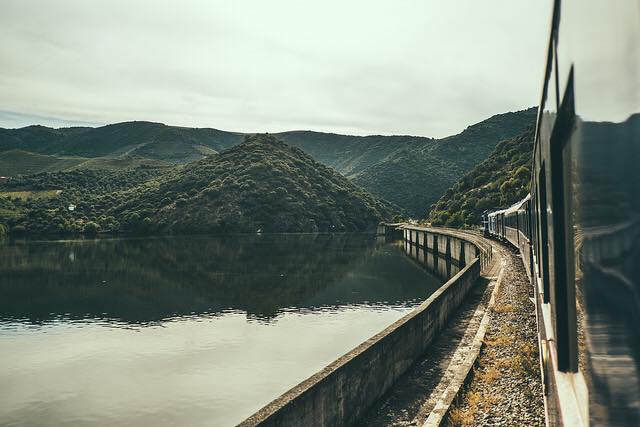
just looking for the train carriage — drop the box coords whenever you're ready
[485,1,639,425]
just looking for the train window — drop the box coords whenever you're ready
[531,192,538,262]
[502,214,505,236]
[538,165,551,304]
[527,202,531,239]
[527,202,532,240]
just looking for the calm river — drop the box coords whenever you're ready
[0,234,442,426]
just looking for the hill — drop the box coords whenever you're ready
[0,122,244,163]
[352,108,537,216]
[0,108,536,216]
[0,135,397,235]
[427,126,534,227]
[0,122,424,176]
[275,131,430,177]
[114,134,398,233]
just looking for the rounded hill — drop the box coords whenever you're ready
[130,134,397,233]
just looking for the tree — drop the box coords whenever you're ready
[83,221,100,236]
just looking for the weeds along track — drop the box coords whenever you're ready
[447,244,544,427]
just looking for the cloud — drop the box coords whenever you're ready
[0,0,551,136]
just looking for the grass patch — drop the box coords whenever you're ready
[492,344,539,376]
[73,157,172,171]
[494,355,522,370]
[492,303,517,313]
[0,150,86,176]
[0,190,62,200]
[478,392,502,409]
[521,342,537,358]
[484,335,512,347]
[477,366,501,383]
[449,407,475,426]
[448,390,502,426]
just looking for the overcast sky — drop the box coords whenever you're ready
[0,0,551,137]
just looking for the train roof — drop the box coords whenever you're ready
[488,194,530,217]
[505,194,530,214]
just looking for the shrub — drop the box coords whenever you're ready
[83,221,100,236]
[514,165,530,179]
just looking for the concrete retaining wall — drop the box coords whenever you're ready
[239,227,487,427]
[402,227,489,269]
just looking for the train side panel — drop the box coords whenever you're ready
[486,1,639,424]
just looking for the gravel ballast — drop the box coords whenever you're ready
[447,245,545,426]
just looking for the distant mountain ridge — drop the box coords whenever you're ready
[274,131,431,177]
[0,121,243,163]
[0,108,537,216]
[352,108,537,215]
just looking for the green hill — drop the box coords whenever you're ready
[352,108,537,217]
[0,135,397,235]
[275,131,429,177]
[0,122,428,178]
[114,134,398,233]
[0,122,244,163]
[0,108,536,216]
[427,126,534,227]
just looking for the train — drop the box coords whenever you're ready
[482,1,639,425]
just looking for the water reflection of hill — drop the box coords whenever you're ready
[0,234,440,324]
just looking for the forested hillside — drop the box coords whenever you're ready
[0,135,397,235]
[275,131,430,177]
[352,108,536,216]
[427,126,534,227]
